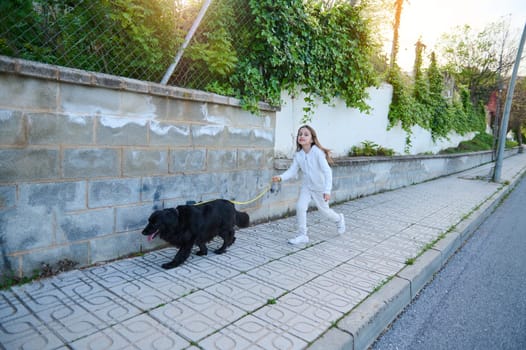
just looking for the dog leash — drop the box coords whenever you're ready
[191,181,280,206]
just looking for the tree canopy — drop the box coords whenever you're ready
[437,20,520,108]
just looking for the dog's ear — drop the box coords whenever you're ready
[163,208,179,226]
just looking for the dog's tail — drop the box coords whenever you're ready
[235,211,250,228]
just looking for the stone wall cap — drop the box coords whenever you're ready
[0,55,279,112]
[274,150,494,169]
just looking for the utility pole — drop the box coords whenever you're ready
[493,22,526,182]
[492,16,511,161]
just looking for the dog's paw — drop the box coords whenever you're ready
[196,250,208,256]
[214,249,226,255]
[161,262,176,269]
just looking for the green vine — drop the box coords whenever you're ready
[386,64,422,152]
[388,45,486,150]
[210,0,380,118]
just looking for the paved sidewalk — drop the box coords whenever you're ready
[2,153,526,350]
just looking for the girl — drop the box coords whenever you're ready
[272,125,346,244]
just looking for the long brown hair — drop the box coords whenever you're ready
[296,125,334,165]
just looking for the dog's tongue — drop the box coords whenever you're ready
[148,230,159,242]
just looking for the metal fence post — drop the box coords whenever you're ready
[160,0,213,85]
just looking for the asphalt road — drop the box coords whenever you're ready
[370,175,526,350]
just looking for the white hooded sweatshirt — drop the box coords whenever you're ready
[279,145,333,194]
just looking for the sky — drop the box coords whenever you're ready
[396,0,526,73]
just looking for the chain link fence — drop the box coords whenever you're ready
[0,0,253,92]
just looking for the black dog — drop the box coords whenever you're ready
[142,199,250,269]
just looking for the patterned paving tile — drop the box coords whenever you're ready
[199,315,307,350]
[285,247,342,271]
[346,252,406,276]
[205,274,286,312]
[253,304,329,343]
[247,260,317,290]
[39,304,105,343]
[116,314,190,349]
[83,264,134,287]
[109,279,173,312]
[328,263,388,293]
[70,314,190,350]
[278,253,330,275]
[396,224,444,244]
[291,282,362,314]
[68,326,129,350]
[139,249,176,268]
[277,292,343,324]
[111,257,164,280]
[55,275,106,299]
[229,274,287,300]
[367,244,415,263]
[141,271,198,301]
[11,280,70,316]
[188,258,241,281]
[378,235,425,256]
[252,292,344,342]
[150,290,245,342]
[342,233,380,250]
[160,264,225,290]
[308,241,358,264]
[180,290,246,318]
[50,269,89,289]
[242,241,298,260]
[199,329,260,350]
[238,226,293,246]
[70,289,142,326]
[209,247,271,271]
[0,313,64,350]
[0,290,31,322]
[295,242,353,268]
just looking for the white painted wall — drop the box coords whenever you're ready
[275,83,476,158]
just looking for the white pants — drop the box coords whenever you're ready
[296,186,341,235]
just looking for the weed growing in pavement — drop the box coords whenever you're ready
[153,303,166,310]
[1,270,40,290]
[1,259,78,290]
[373,276,394,293]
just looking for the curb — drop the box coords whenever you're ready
[308,169,526,350]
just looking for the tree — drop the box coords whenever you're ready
[437,20,519,109]
[427,51,452,140]
[413,39,428,104]
[389,0,405,69]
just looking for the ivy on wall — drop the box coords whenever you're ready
[387,42,485,151]
[204,0,379,120]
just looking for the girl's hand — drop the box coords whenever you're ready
[272,176,281,182]
[323,193,330,202]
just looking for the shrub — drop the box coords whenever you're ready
[440,133,494,154]
[349,141,395,157]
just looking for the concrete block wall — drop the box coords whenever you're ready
[0,56,277,278]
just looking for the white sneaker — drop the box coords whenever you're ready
[337,214,346,234]
[288,234,309,245]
